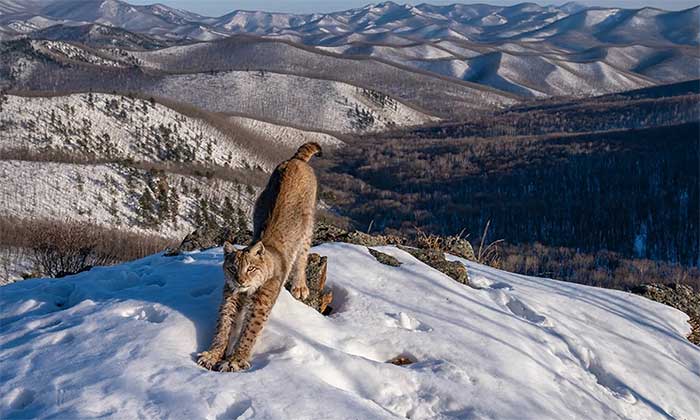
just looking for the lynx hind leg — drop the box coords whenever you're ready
[290,239,311,300]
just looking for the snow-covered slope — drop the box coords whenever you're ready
[30,23,171,49]
[7,1,697,48]
[226,115,344,150]
[144,71,438,133]
[1,243,698,419]
[4,1,696,103]
[0,160,256,239]
[0,93,269,170]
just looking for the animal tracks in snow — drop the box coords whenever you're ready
[190,285,216,298]
[119,305,168,324]
[502,294,548,325]
[384,312,432,332]
[468,267,638,406]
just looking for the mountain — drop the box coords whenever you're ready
[29,23,172,49]
[4,1,697,48]
[1,243,698,418]
[2,1,696,101]
[518,6,700,49]
[0,37,509,125]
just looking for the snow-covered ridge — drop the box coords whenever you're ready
[2,1,697,102]
[0,93,269,170]
[2,0,695,48]
[0,243,697,419]
[31,39,129,67]
[226,115,344,150]
[0,160,256,239]
[146,71,438,133]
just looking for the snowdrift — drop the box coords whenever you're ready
[1,243,698,419]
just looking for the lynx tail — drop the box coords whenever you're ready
[292,142,322,162]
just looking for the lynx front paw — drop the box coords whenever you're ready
[196,351,222,370]
[217,358,251,372]
[292,284,310,300]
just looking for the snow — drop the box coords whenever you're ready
[0,93,269,170]
[32,40,128,67]
[148,70,436,133]
[1,243,698,419]
[226,115,343,150]
[0,160,256,240]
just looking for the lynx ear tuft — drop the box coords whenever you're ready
[223,241,236,255]
[250,241,265,256]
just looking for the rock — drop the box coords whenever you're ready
[631,283,700,345]
[313,221,350,246]
[413,233,476,261]
[368,248,401,267]
[398,245,469,285]
[386,355,416,366]
[346,231,403,247]
[442,236,476,261]
[166,226,252,256]
[286,253,333,314]
[313,221,403,247]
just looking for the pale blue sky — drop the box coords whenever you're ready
[129,0,700,16]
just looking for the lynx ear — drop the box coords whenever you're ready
[223,241,236,255]
[250,241,265,256]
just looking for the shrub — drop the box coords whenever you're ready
[1,217,173,279]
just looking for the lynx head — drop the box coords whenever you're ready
[223,241,270,294]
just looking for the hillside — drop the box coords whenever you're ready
[1,243,698,419]
[0,93,269,169]
[0,91,347,281]
[0,39,446,132]
[0,0,700,106]
[320,84,700,270]
[3,1,698,114]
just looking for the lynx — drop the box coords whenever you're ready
[197,142,322,372]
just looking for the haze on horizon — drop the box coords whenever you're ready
[127,0,700,16]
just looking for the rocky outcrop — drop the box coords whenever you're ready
[414,233,476,261]
[442,236,475,261]
[368,248,401,267]
[398,245,469,285]
[313,221,403,247]
[631,283,700,345]
[285,253,333,314]
[166,226,252,256]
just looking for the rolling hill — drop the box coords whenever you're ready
[1,1,697,104]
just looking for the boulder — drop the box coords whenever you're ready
[398,245,469,285]
[631,283,700,345]
[313,221,403,247]
[166,226,252,256]
[368,248,401,267]
[286,253,333,314]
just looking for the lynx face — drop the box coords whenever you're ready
[223,242,269,294]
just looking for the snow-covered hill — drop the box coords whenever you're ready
[5,1,696,48]
[0,93,268,169]
[0,93,344,169]
[2,1,697,104]
[0,91,347,264]
[1,40,452,130]
[0,160,255,239]
[146,70,438,133]
[1,243,698,419]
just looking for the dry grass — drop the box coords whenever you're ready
[0,216,175,278]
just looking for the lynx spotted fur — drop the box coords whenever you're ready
[197,142,321,372]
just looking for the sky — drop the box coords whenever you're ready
[128,0,700,16]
